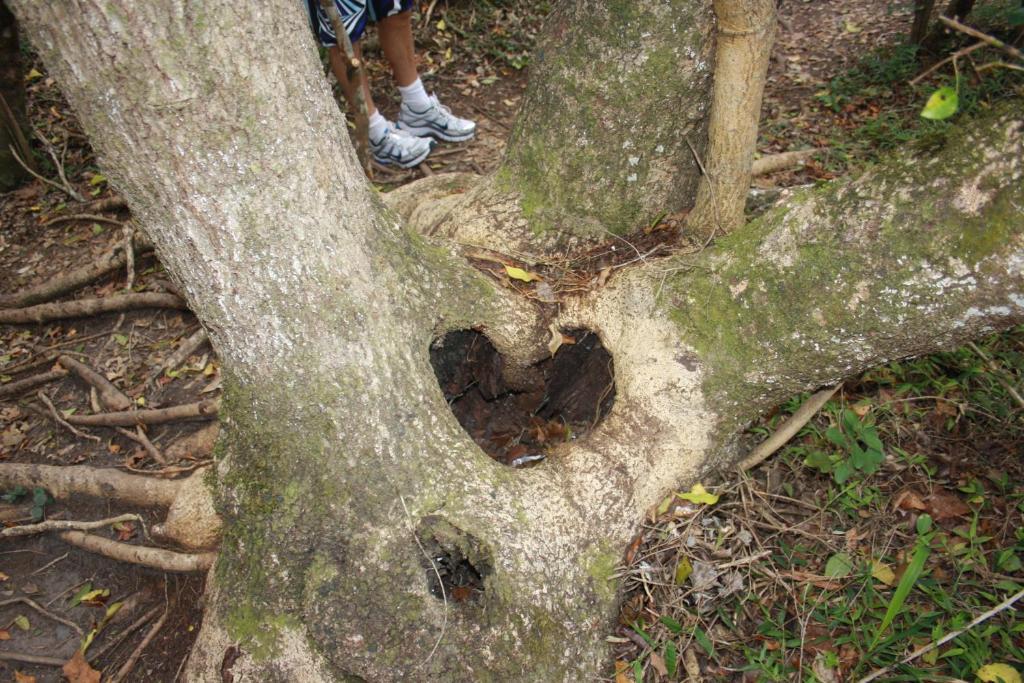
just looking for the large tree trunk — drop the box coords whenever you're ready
[9,0,1024,681]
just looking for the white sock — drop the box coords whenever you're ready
[368,110,389,141]
[398,78,430,111]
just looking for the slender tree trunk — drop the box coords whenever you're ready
[911,0,938,44]
[9,0,1024,680]
[689,0,777,234]
[0,0,31,190]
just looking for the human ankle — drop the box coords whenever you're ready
[398,78,430,111]
[368,110,389,141]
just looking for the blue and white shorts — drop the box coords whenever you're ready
[305,0,415,46]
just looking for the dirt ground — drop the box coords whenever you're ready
[1,0,1021,681]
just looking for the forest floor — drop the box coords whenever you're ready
[0,0,1022,682]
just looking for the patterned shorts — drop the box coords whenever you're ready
[305,0,415,46]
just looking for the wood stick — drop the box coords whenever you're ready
[58,355,133,411]
[751,149,820,176]
[0,90,38,174]
[0,651,67,667]
[117,425,167,465]
[65,398,219,427]
[0,367,67,399]
[38,390,102,443]
[0,512,142,538]
[910,40,988,85]
[8,143,84,201]
[109,608,168,683]
[81,195,127,213]
[319,0,371,174]
[90,605,161,663]
[0,596,84,635]
[57,531,216,572]
[151,327,209,382]
[857,587,1024,683]
[0,463,181,507]
[938,15,1024,62]
[737,384,840,471]
[43,212,125,227]
[0,292,186,324]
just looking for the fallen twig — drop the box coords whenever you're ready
[57,530,216,572]
[43,212,125,227]
[117,425,167,464]
[65,398,219,427]
[751,149,820,176]
[29,551,69,576]
[109,607,169,683]
[857,587,1024,683]
[0,91,38,174]
[0,596,84,635]
[737,384,841,471]
[1,512,143,539]
[81,195,127,213]
[58,354,133,411]
[910,40,987,85]
[0,292,186,324]
[8,144,83,201]
[0,235,153,309]
[38,390,102,443]
[0,367,67,399]
[938,15,1024,62]
[150,327,209,383]
[0,651,67,667]
[967,341,1024,411]
[90,604,161,663]
[33,128,84,201]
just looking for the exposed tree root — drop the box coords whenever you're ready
[64,398,219,427]
[58,530,216,572]
[0,464,221,549]
[0,512,142,538]
[0,233,151,309]
[0,651,66,667]
[0,367,67,398]
[58,354,133,411]
[0,292,185,324]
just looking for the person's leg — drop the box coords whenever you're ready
[377,11,418,88]
[327,42,378,116]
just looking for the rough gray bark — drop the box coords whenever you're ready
[8,0,1024,681]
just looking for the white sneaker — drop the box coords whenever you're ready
[370,123,435,168]
[397,94,477,143]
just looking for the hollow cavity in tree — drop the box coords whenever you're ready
[429,329,616,467]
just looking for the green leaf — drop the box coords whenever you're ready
[871,527,931,649]
[676,484,719,505]
[804,450,834,473]
[13,614,30,630]
[916,513,933,534]
[825,552,855,578]
[69,582,94,607]
[665,641,678,677]
[833,461,855,484]
[89,173,107,186]
[632,658,643,683]
[659,616,683,634]
[921,86,959,120]
[1008,7,1024,26]
[674,556,693,585]
[504,265,541,282]
[861,427,884,454]
[692,625,715,658]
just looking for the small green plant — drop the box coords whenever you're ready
[2,485,54,521]
[803,409,884,484]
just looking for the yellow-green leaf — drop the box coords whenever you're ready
[436,19,446,31]
[25,68,43,82]
[921,86,958,120]
[674,556,693,585]
[977,663,1022,683]
[676,484,719,505]
[13,615,30,630]
[88,173,107,186]
[656,494,675,516]
[871,560,896,586]
[504,265,542,282]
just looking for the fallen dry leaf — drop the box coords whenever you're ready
[614,660,631,683]
[14,671,36,683]
[925,489,971,521]
[894,489,927,512]
[62,650,101,683]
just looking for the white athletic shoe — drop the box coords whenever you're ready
[370,123,435,168]
[397,94,477,143]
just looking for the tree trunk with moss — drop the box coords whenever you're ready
[10,0,1024,681]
